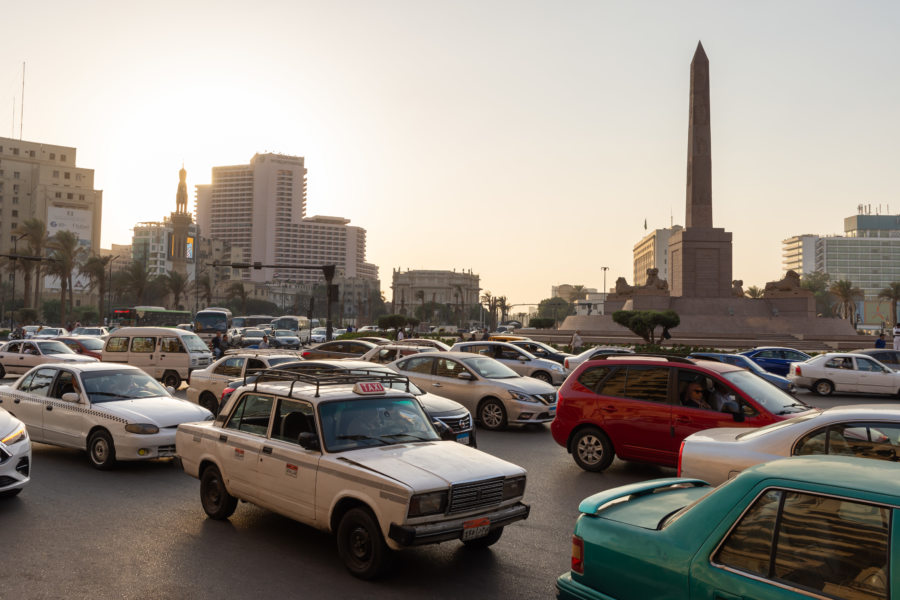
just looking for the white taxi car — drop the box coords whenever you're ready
[0,363,212,469]
[0,339,98,378]
[186,351,302,413]
[0,406,31,497]
[176,371,529,579]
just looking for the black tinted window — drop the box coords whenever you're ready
[577,366,613,391]
[596,366,669,404]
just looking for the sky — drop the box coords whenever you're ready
[3,1,900,306]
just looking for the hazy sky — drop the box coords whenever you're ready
[3,1,899,305]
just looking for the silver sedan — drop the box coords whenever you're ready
[677,404,900,486]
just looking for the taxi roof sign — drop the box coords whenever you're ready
[353,381,386,395]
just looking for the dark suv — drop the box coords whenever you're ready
[550,355,814,472]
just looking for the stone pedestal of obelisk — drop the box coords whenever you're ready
[668,42,733,298]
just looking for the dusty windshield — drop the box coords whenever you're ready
[319,396,439,452]
[182,334,211,353]
[722,370,811,415]
[81,369,169,402]
[37,341,75,355]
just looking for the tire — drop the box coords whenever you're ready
[0,364,6,378]
[571,427,614,472]
[336,507,391,580]
[88,430,117,470]
[813,379,834,396]
[478,398,508,431]
[532,371,552,384]
[199,392,219,415]
[200,465,237,520]
[462,526,503,549]
[163,371,182,390]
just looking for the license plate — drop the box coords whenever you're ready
[455,433,469,445]
[462,518,491,541]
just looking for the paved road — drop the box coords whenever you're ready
[0,387,892,600]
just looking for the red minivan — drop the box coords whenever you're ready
[550,355,816,472]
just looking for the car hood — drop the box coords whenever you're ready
[94,397,211,427]
[685,426,750,445]
[45,355,98,363]
[0,408,23,436]
[489,376,557,395]
[415,391,466,415]
[337,441,524,489]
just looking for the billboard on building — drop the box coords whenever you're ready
[44,206,93,292]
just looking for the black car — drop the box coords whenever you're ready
[508,340,573,366]
[219,359,477,447]
[852,348,900,371]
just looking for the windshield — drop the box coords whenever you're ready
[268,357,298,367]
[195,312,228,333]
[275,330,294,337]
[81,369,169,402]
[721,370,811,415]
[736,412,822,440]
[78,338,105,350]
[462,356,519,379]
[243,330,264,338]
[182,334,211,353]
[312,327,326,335]
[319,396,439,452]
[37,341,75,355]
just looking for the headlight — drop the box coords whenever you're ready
[502,476,526,500]
[508,390,529,401]
[408,490,448,517]
[551,364,564,373]
[125,423,160,434]
[1,426,28,445]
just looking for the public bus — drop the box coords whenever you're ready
[271,315,311,343]
[194,307,233,342]
[112,306,192,328]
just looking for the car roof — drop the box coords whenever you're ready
[26,362,144,374]
[743,346,807,353]
[585,354,744,374]
[746,455,900,500]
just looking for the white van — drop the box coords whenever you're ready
[101,327,213,389]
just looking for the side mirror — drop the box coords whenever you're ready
[721,400,745,422]
[298,431,320,450]
[61,392,81,403]
[457,371,474,380]
[432,420,452,439]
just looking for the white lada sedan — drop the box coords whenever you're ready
[0,363,212,469]
[176,371,530,579]
[0,406,31,497]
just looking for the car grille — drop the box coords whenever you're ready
[157,445,176,456]
[448,477,504,514]
[435,413,471,433]
[0,475,16,487]
[535,392,556,405]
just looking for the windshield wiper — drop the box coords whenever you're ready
[380,433,431,441]
[336,435,389,446]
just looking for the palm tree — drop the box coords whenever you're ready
[45,230,86,326]
[227,281,248,314]
[745,285,764,299]
[15,219,47,311]
[497,296,509,324]
[570,285,588,301]
[120,261,152,306]
[480,291,499,331]
[80,254,112,319]
[877,282,900,326]
[161,270,189,309]
[829,280,864,326]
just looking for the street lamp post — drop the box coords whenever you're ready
[601,266,609,315]
[106,256,119,326]
[9,233,27,330]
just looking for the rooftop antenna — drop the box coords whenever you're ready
[19,62,24,140]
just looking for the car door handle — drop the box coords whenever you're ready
[674,416,691,424]
[714,591,743,600]
[218,434,227,442]
[433,383,443,387]
[262,446,273,455]
[13,398,20,404]
[602,405,617,412]
[46,405,53,411]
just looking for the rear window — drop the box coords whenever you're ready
[594,365,670,404]
[105,337,129,352]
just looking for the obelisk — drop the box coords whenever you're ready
[668,42,733,298]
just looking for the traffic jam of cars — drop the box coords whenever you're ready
[4,324,900,597]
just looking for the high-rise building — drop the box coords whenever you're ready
[633,225,682,285]
[0,136,102,298]
[196,152,377,287]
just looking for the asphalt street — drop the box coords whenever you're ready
[0,387,893,600]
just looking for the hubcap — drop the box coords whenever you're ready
[482,404,503,428]
[577,435,602,465]
[93,438,108,462]
[350,526,371,560]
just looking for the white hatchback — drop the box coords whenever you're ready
[0,363,212,469]
[788,352,900,396]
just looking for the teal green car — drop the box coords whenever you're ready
[557,455,897,600]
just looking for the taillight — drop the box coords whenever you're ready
[564,358,570,370]
[571,535,584,574]
[677,440,685,477]
[302,351,311,358]
[221,387,235,401]
[794,365,802,376]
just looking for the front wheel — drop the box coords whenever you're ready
[462,526,503,549]
[88,430,117,470]
[532,371,552,384]
[571,427,614,472]
[813,379,834,396]
[162,371,182,390]
[200,465,237,520]
[336,507,392,579]
[478,398,508,431]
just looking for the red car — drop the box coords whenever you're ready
[550,355,816,472]
[55,336,105,360]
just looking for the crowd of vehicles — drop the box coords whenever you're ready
[6,329,900,591]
